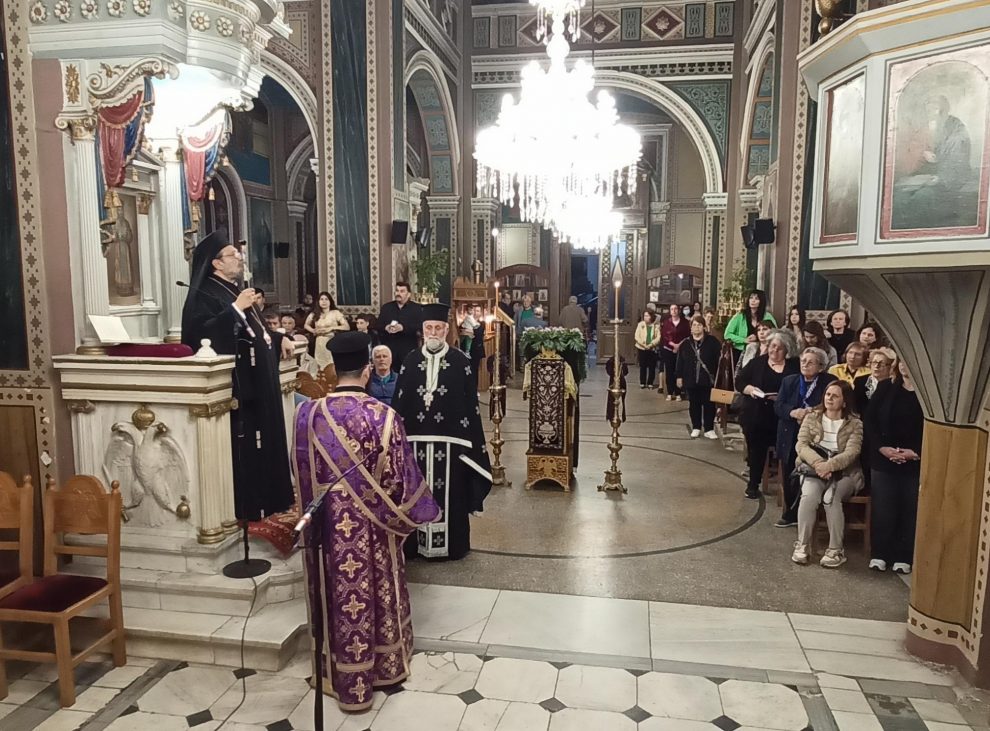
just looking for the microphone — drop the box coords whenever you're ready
[291,445,384,545]
[176,280,189,288]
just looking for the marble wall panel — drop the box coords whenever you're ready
[331,0,372,305]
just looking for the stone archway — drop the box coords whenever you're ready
[405,51,460,196]
[595,70,724,195]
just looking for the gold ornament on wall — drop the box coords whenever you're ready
[815,0,845,35]
[64,64,81,104]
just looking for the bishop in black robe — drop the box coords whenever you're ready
[180,231,294,521]
[393,303,492,560]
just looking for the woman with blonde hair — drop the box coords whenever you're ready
[791,380,864,568]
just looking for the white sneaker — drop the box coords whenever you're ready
[820,548,847,569]
[869,559,887,572]
[791,542,809,565]
[690,429,701,438]
[892,562,912,574]
[666,395,674,401]
[703,430,718,440]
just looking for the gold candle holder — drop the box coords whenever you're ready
[599,316,626,493]
[489,290,511,487]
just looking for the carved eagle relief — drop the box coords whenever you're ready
[102,421,189,527]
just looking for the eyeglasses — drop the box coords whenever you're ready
[218,251,243,260]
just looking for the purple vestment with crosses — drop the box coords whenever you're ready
[293,388,440,712]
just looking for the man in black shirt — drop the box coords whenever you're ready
[377,281,423,372]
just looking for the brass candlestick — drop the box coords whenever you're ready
[489,307,511,487]
[599,317,626,493]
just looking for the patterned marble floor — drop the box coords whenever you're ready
[0,643,987,731]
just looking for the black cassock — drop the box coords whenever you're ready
[181,274,293,520]
[394,346,492,560]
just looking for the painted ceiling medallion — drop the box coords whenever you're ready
[189,9,210,30]
[29,0,49,23]
[580,11,617,43]
[132,0,151,15]
[53,0,72,21]
[643,8,681,39]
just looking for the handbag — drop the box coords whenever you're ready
[792,443,843,480]
[710,388,736,405]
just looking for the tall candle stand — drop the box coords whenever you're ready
[489,290,511,487]
[599,316,626,493]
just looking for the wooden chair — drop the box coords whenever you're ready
[0,476,125,707]
[0,473,33,600]
[811,494,872,556]
[296,363,338,399]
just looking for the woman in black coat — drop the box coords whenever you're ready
[736,330,800,499]
[865,360,924,574]
[676,315,722,438]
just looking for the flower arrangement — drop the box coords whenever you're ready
[519,327,587,382]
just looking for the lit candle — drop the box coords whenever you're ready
[613,279,621,321]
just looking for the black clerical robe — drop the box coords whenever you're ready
[394,345,492,559]
[181,274,293,520]
[377,300,423,372]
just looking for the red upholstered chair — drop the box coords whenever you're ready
[0,472,33,600]
[0,476,126,707]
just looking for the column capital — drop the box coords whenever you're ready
[427,194,461,213]
[738,187,760,212]
[54,113,96,142]
[286,200,309,218]
[471,197,500,216]
[702,192,729,210]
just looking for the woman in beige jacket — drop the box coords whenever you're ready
[791,380,864,568]
[634,310,663,389]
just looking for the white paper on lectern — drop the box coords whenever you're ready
[88,315,133,344]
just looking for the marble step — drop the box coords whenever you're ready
[87,599,311,672]
[70,555,305,617]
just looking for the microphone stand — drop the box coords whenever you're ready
[293,447,382,731]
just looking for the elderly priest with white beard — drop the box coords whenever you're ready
[393,303,493,560]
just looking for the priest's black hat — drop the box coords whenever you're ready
[327,331,372,372]
[422,302,451,323]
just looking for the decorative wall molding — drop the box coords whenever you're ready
[1,0,52,391]
[473,44,733,87]
[406,50,461,196]
[405,1,458,80]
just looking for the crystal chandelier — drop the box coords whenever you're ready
[474,3,640,241]
[553,194,623,251]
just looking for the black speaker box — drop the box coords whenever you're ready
[754,218,775,245]
[741,225,756,250]
[391,220,409,244]
[274,241,290,258]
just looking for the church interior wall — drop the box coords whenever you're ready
[664,123,707,270]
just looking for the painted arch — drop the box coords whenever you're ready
[405,50,460,195]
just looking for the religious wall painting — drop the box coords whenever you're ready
[881,44,990,240]
[248,197,275,293]
[106,194,141,306]
[821,73,866,244]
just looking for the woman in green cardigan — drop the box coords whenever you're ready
[723,289,777,360]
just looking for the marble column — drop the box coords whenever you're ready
[702,193,728,308]
[822,261,990,687]
[190,401,237,542]
[427,194,460,301]
[471,197,499,278]
[57,115,109,352]
[156,144,187,343]
[319,0,395,312]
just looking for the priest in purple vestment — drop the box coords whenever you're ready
[293,332,440,712]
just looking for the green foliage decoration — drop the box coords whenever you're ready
[519,327,588,383]
[411,249,450,295]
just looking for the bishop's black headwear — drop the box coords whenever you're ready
[328,331,372,372]
[422,302,451,323]
[180,229,232,349]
